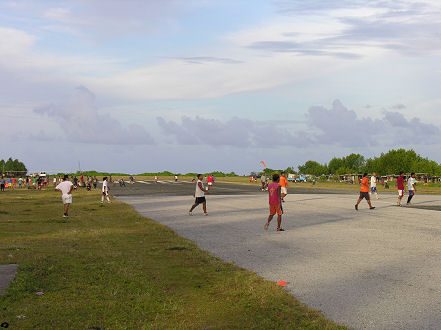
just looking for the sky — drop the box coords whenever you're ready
[1,0,441,174]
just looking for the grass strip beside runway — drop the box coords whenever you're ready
[0,190,344,329]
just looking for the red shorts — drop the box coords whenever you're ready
[269,204,282,215]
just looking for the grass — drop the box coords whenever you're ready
[0,189,345,329]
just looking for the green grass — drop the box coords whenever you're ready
[0,190,344,329]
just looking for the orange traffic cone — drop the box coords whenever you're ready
[276,281,287,286]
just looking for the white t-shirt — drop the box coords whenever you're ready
[195,180,205,197]
[408,177,416,190]
[102,180,108,193]
[56,180,73,195]
[370,176,376,188]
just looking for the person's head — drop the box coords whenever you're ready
[411,172,416,178]
[63,174,69,181]
[197,174,203,180]
[281,171,286,177]
[373,172,376,176]
[103,176,108,181]
[363,173,368,178]
[400,172,404,176]
[272,173,280,182]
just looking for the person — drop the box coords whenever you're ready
[18,177,23,188]
[0,177,5,192]
[397,172,405,207]
[53,177,57,186]
[279,172,288,202]
[154,175,158,183]
[174,175,178,182]
[101,176,111,203]
[129,175,134,184]
[370,172,379,200]
[407,172,417,205]
[119,178,126,187]
[189,174,210,216]
[264,173,284,231]
[355,173,375,210]
[55,175,74,218]
[207,174,213,189]
[260,173,266,191]
[93,177,98,189]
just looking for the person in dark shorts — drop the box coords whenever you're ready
[189,174,210,216]
[355,173,375,210]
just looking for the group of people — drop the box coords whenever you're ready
[355,172,418,209]
[55,175,111,217]
[0,176,51,190]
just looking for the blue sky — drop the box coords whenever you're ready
[1,0,441,174]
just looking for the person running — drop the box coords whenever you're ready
[279,172,288,202]
[101,176,111,204]
[189,174,210,216]
[264,174,284,231]
[355,173,375,210]
[407,172,417,205]
[55,175,74,218]
[154,175,158,183]
[397,172,405,207]
[370,172,379,200]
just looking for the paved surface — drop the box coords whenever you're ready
[117,181,441,329]
[0,264,18,295]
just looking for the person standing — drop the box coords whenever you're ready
[101,176,111,204]
[53,177,57,186]
[407,173,417,205]
[355,173,375,210]
[397,172,405,207]
[174,175,178,182]
[264,174,284,231]
[189,174,210,216]
[207,174,213,189]
[55,175,74,218]
[279,172,288,202]
[0,177,5,192]
[370,172,379,200]
[260,173,266,191]
[154,175,158,183]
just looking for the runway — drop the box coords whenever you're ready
[116,180,441,329]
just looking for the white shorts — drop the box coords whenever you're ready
[208,182,213,186]
[281,187,288,194]
[62,194,72,204]
[398,190,405,196]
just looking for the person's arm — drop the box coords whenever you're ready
[198,181,209,194]
[68,184,74,194]
[277,185,282,203]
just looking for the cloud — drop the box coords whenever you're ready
[34,86,155,145]
[306,100,441,147]
[157,116,310,148]
[174,57,243,64]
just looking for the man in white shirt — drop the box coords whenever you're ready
[55,175,74,217]
[101,177,111,203]
[407,173,417,205]
[370,172,379,199]
[189,174,210,216]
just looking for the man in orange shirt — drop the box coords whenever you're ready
[279,172,288,202]
[355,173,375,210]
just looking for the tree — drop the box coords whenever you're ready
[298,161,328,176]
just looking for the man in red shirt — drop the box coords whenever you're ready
[396,172,405,207]
[355,173,375,210]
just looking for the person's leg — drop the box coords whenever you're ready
[367,200,375,209]
[202,201,207,214]
[277,214,282,230]
[397,192,403,206]
[407,192,414,204]
[64,203,69,215]
[265,214,274,230]
[189,203,199,213]
[101,193,105,203]
[106,193,111,203]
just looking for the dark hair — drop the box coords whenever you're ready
[103,176,108,181]
[411,172,415,176]
[197,174,203,179]
[63,174,69,180]
[281,171,286,175]
[272,173,280,182]
[399,171,404,175]
[363,173,368,177]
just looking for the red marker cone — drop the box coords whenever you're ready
[276,281,287,286]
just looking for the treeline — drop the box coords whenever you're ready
[0,157,27,176]
[55,170,239,177]
[296,149,441,176]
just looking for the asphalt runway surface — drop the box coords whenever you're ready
[116,180,441,329]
